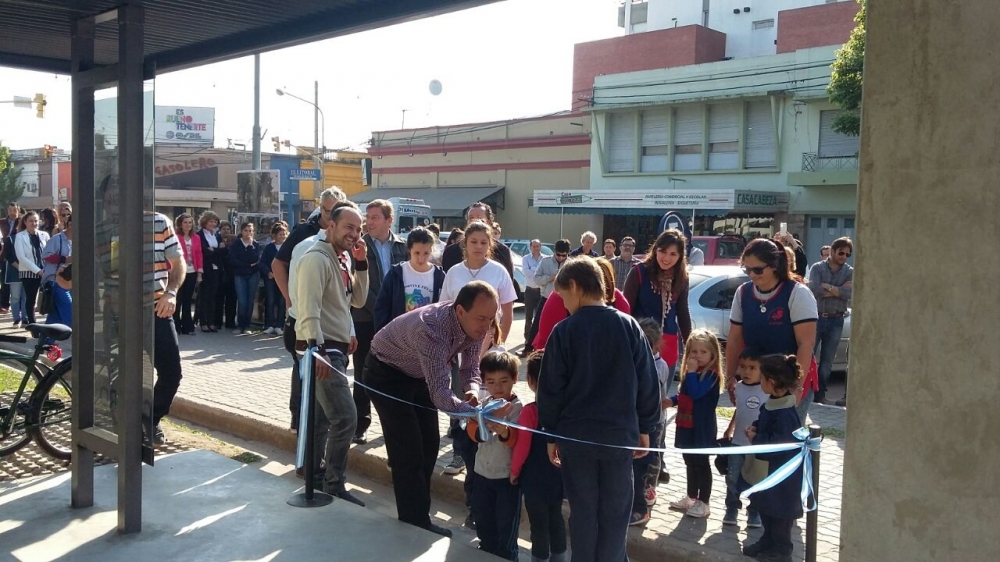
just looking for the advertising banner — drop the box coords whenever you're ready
[155,106,214,145]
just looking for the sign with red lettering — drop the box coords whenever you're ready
[155,106,214,145]
[154,157,218,177]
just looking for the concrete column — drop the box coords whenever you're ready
[842,2,1000,562]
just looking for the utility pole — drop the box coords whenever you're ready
[314,80,321,202]
[252,54,261,169]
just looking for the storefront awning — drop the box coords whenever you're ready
[351,186,504,218]
[537,207,731,217]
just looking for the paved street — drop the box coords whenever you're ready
[169,305,848,562]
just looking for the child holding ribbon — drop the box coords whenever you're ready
[741,354,804,562]
[466,350,523,561]
[666,329,723,519]
[510,351,567,562]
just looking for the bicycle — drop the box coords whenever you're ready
[0,323,74,461]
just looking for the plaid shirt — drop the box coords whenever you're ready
[611,256,641,292]
[370,301,483,413]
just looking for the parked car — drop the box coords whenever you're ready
[691,235,746,266]
[501,239,554,257]
[686,265,849,372]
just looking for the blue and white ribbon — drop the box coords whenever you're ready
[305,350,822,511]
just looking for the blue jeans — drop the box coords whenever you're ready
[726,453,759,511]
[264,278,286,329]
[8,282,24,322]
[234,273,260,330]
[313,352,357,493]
[813,316,845,394]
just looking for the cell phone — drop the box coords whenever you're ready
[780,222,787,235]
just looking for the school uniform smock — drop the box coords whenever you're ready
[746,394,803,520]
[669,370,720,449]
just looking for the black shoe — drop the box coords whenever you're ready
[755,552,792,562]
[332,489,366,507]
[743,541,766,557]
[464,512,476,530]
[835,397,847,407]
[813,393,827,405]
[425,523,452,538]
[152,424,167,448]
[352,432,367,445]
[659,468,670,485]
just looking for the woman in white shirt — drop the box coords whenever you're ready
[440,221,516,346]
[14,211,51,326]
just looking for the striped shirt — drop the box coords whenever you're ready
[611,256,641,292]
[151,212,182,300]
[369,301,483,414]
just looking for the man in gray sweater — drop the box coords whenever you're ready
[294,202,369,505]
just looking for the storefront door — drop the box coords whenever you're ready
[806,215,856,267]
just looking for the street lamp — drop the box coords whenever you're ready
[276,85,326,205]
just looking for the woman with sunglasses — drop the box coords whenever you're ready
[724,239,818,423]
[622,228,693,378]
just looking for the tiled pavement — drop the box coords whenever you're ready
[1,310,847,561]
[168,308,847,562]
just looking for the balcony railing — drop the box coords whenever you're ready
[802,152,859,172]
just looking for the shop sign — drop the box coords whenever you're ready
[734,190,789,212]
[155,106,215,145]
[533,189,735,210]
[155,157,218,177]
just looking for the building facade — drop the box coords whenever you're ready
[358,114,600,244]
[555,0,861,258]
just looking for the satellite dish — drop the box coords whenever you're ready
[429,80,443,96]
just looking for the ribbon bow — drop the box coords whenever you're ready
[472,399,509,442]
[739,426,823,512]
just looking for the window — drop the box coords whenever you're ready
[673,105,703,171]
[607,113,636,173]
[708,103,740,170]
[752,19,775,30]
[699,277,747,310]
[640,110,669,172]
[818,110,861,158]
[744,100,776,168]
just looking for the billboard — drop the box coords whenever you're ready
[155,106,214,145]
[237,170,281,239]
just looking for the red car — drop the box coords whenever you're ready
[691,235,745,266]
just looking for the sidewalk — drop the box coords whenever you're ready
[168,308,847,562]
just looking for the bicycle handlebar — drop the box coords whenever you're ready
[0,334,29,344]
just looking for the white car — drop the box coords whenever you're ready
[686,266,850,372]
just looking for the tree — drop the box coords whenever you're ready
[827,0,866,137]
[0,142,25,204]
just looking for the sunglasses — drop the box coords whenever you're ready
[555,253,568,258]
[742,265,769,275]
[837,251,851,257]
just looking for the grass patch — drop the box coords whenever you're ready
[716,407,735,419]
[0,365,23,393]
[230,451,264,464]
[821,427,846,439]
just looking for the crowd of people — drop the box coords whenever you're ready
[5,185,854,561]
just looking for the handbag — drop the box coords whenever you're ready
[39,282,54,315]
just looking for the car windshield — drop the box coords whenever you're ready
[688,272,712,289]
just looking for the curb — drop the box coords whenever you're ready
[170,395,743,562]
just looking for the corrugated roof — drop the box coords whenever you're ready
[0,0,499,74]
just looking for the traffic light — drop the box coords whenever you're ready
[33,93,46,118]
[43,145,53,158]
[282,140,291,148]
[271,136,280,151]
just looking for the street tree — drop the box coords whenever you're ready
[0,142,25,204]
[827,0,866,137]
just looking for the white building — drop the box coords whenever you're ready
[552,0,861,260]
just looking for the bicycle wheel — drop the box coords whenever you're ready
[27,357,73,461]
[0,359,46,458]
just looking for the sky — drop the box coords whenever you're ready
[0,0,623,154]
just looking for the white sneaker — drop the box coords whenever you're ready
[686,500,710,518]
[669,496,697,511]
[265,327,276,335]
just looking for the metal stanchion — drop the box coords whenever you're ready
[805,424,822,562]
[287,342,333,507]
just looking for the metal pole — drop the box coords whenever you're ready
[314,81,320,201]
[252,54,261,169]
[805,424,822,562]
[287,343,333,507]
